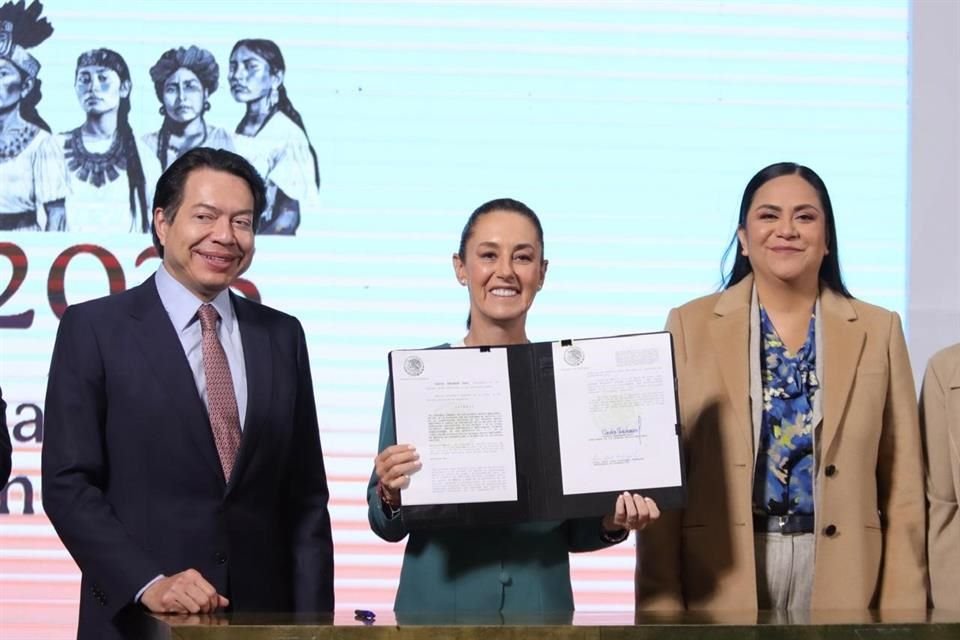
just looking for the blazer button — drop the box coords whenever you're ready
[215,551,227,564]
[824,524,837,537]
[825,464,837,477]
[498,570,512,586]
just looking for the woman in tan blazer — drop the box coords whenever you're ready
[636,162,926,611]
[920,344,960,609]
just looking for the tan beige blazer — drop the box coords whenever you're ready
[920,344,960,609]
[636,275,926,611]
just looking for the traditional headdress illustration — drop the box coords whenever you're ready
[0,0,53,80]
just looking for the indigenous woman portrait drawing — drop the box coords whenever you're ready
[59,47,151,233]
[229,38,319,235]
[143,45,234,172]
[0,0,66,231]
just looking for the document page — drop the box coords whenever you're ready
[552,333,681,495]
[390,347,518,506]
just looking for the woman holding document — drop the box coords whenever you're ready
[367,197,660,613]
[635,162,926,611]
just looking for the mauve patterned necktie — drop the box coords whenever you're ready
[198,303,241,482]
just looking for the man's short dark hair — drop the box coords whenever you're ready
[151,147,267,257]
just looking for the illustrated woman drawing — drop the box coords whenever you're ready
[229,38,319,235]
[60,48,150,233]
[0,0,67,231]
[143,45,234,172]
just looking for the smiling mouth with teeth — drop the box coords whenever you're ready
[490,288,518,297]
[199,252,237,266]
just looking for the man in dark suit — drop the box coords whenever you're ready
[42,147,334,639]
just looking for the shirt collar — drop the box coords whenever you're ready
[155,264,235,334]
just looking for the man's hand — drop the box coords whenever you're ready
[141,569,229,614]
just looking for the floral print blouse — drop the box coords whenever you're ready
[753,305,818,516]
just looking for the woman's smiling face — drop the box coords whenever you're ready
[453,209,547,331]
[737,173,829,290]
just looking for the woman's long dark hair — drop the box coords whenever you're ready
[722,162,851,297]
[231,38,319,188]
[458,198,545,329]
[76,48,149,232]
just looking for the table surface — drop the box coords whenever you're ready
[152,608,960,628]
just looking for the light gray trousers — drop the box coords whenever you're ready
[754,532,815,610]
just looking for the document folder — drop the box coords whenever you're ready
[388,331,685,529]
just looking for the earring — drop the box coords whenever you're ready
[203,100,211,112]
[158,106,166,116]
[459,279,467,285]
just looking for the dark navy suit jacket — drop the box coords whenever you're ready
[42,276,333,639]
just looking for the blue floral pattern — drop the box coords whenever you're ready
[753,306,818,516]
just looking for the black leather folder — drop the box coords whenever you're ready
[387,331,686,530]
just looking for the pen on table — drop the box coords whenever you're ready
[354,609,376,623]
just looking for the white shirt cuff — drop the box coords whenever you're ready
[135,574,165,603]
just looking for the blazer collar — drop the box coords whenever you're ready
[819,286,865,455]
[710,275,753,453]
[709,276,866,458]
[127,279,274,492]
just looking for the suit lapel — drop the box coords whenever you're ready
[127,276,225,483]
[820,288,864,456]
[226,294,272,494]
[709,278,753,454]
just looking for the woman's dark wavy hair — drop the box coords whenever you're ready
[230,38,319,188]
[76,48,149,232]
[722,161,851,298]
[148,45,220,170]
[458,197,545,329]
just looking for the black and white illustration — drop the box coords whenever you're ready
[143,45,235,173]
[0,13,321,235]
[229,39,319,235]
[59,47,150,233]
[0,0,65,231]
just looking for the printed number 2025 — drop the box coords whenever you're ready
[0,242,260,329]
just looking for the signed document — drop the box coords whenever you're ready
[553,333,681,495]
[390,347,518,506]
